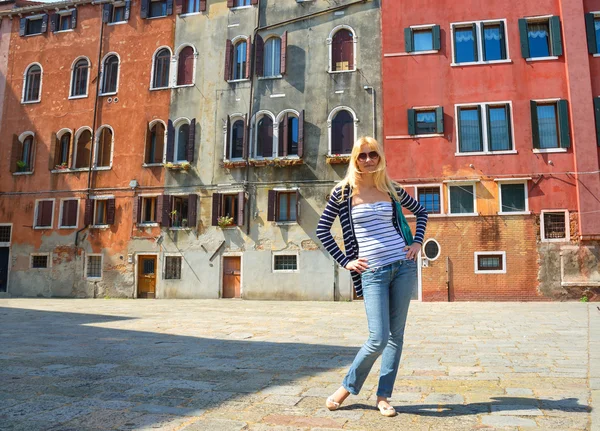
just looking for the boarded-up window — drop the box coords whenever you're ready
[177,46,194,86]
[60,199,78,228]
[101,55,119,94]
[71,58,89,97]
[96,127,112,167]
[35,200,54,228]
[332,29,354,71]
[146,122,165,164]
[331,110,354,155]
[153,49,171,89]
[23,64,42,102]
[75,130,92,168]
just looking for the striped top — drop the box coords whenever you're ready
[316,184,428,297]
[352,201,407,269]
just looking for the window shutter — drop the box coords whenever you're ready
[476,105,483,145]
[200,0,206,12]
[251,0,258,4]
[404,28,413,53]
[211,193,221,226]
[295,190,300,222]
[237,192,245,227]
[84,199,93,225]
[245,36,252,79]
[186,118,196,162]
[295,115,307,158]
[71,9,77,29]
[50,14,58,33]
[39,201,52,227]
[267,190,277,221]
[157,195,171,226]
[48,132,57,170]
[133,196,141,224]
[227,0,234,7]
[586,13,597,54]
[187,194,197,228]
[41,14,48,33]
[407,109,416,135]
[69,129,75,167]
[19,18,26,37]
[224,39,233,81]
[530,101,540,149]
[242,114,248,159]
[166,119,175,162]
[485,105,493,149]
[499,21,506,59]
[282,112,289,157]
[124,1,131,20]
[471,23,478,61]
[140,0,149,19]
[505,104,513,150]
[432,25,441,50]
[225,115,231,159]
[175,0,183,14]
[166,0,174,15]
[255,34,264,77]
[550,16,563,57]
[67,200,78,226]
[102,4,112,22]
[595,97,600,146]
[557,99,571,148]
[10,134,20,173]
[281,31,287,75]
[106,199,116,225]
[435,107,444,134]
[518,19,529,58]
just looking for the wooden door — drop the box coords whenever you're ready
[137,255,157,299]
[222,256,241,298]
[0,247,8,293]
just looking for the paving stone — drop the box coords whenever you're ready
[423,393,464,404]
[181,418,248,431]
[482,415,537,427]
[491,404,544,416]
[262,395,303,406]
[505,388,534,396]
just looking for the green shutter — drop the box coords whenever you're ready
[557,99,570,148]
[407,109,416,135]
[404,28,413,53]
[472,23,478,61]
[530,101,540,149]
[594,97,600,146]
[457,107,463,149]
[481,24,487,61]
[585,13,597,54]
[505,103,513,150]
[499,21,507,60]
[432,25,441,50]
[518,19,530,58]
[435,106,444,133]
[476,105,483,148]
[550,16,563,56]
[485,105,492,149]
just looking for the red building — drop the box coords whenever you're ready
[382,0,600,301]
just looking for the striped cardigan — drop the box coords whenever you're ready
[316,185,428,297]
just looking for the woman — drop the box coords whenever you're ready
[316,136,428,417]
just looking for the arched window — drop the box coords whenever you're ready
[95,127,113,168]
[14,133,35,172]
[264,37,281,77]
[23,64,42,102]
[101,54,119,94]
[177,46,194,86]
[256,115,274,158]
[230,119,245,159]
[56,131,72,167]
[233,40,247,80]
[74,129,92,168]
[331,28,355,72]
[71,58,89,97]
[176,122,189,162]
[152,48,171,89]
[331,110,354,154]
[278,114,299,157]
[146,121,165,164]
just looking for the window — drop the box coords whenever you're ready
[56,131,72,168]
[417,187,441,214]
[227,117,245,160]
[175,122,189,162]
[145,121,165,164]
[475,252,506,274]
[277,112,300,157]
[71,58,89,98]
[519,16,562,59]
[456,103,513,154]
[254,114,274,158]
[34,200,54,228]
[267,190,299,223]
[171,196,189,228]
[20,16,46,36]
[452,20,508,64]
[23,64,42,103]
[60,199,78,228]
[141,197,157,223]
[152,48,171,89]
[177,46,195,86]
[541,210,569,241]
[330,109,355,155]
[86,255,102,279]
[498,182,528,214]
[263,37,281,77]
[13,134,35,173]
[273,254,298,271]
[330,27,355,72]
[531,100,570,150]
[448,183,476,215]
[165,256,182,279]
[101,54,119,95]
[222,195,237,224]
[94,199,108,225]
[229,0,251,7]
[408,107,444,135]
[95,127,113,168]
[212,192,245,227]
[404,25,440,53]
[585,13,600,54]
[74,129,92,169]
[423,239,441,261]
[112,4,126,22]
[57,13,72,31]
[149,0,168,18]
[0,226,12,243]
[233,39,247,80]
[86,197,115,227]
[104,2,129,23]
[184,0,200,13]
[31,254,49,269]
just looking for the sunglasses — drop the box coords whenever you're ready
[357,151,380,162]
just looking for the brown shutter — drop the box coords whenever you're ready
[157,195,171,226]
[166,120,175,162]
[48,132,57,170]
[227,0,234,7]
[225,115,231,159]
[282,113,289,157]
[38,201,52,227]
[187,194,197,228]
[200,0,206,11]
[186,118,196,162]
[106,198,116,225]
[267,190,277,221]
[69,129,75,168]
[242,114,248,159]
[224,39,233,81]
[175,0,183,14]
[255,34,264,77]
[84,199,93,225]
[132,196,141,224]
[10,134,19,173]
[297,109,304,158]
[295,190,300,222]
[280,31,287,75]
[237,192,245,227]
[71,9,77,29]
[211,193,222,226]
[251,0,258,4]
[245,36,252,79]
[66,200,78,226]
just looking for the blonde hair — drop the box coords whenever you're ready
[335,136,400,201]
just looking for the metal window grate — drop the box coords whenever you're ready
[165,256,182,280]
[31,255,48,269]
[87,255,102,278]
[274,255,297,271]
[0,226,11,243]
[543,212,566,239]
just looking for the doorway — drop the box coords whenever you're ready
[0,247,9,293]
[222,256,241,298]
[137,255,157,298]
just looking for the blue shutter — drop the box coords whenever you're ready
[140,0,149,19]
[41,14,48,33]
[166,0,174,15]
[50,14,58,33]
[19,18,26,36]
[102,4,112,23]
[124,1,131,20]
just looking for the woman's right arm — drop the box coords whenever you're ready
[316,188,352,269]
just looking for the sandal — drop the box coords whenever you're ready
[326,396,341,411]
[376,401,397,417]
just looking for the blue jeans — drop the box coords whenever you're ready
[342,259,417,398]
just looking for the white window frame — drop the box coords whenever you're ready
[540,209,570,242]
[327,106,358,156]
[422,238,441,261]
[24,14,44,36]
[163,253,183,279]
[273,109,301,159]
[21,62,43,104]
[173,43,198,88]
[58,198,80,229]
[495,178,531,215]
[474,251,506,274]
[85,253,103,280]
[173,117,191,164]
[224,113,246,162]
[530,98,567,153]
[33,198,56,229]
[139,194,160,227]
[99,52,120,96]
[93,125,114,170]
[0,223,13,247]
[272,251,299,273]
[149,46,173,90]
[230,35,250,82]
[144,119,168,166]
[262,36,283,79]
[90,196,113,228]
[30,252,51,269]
[250,110,276,159]
[69,56,91,100]
[445,181,478,216]
[523,15,560,62]
[455,101,516,156]
[71,126,93,171]
[55,9,75,33]
[327,25,358,73]
[450,19,511,67]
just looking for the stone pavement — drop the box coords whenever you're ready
[0,299,596,431]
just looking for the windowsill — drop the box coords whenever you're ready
[70,167,90,172]
[384,50,440,57]
[146,15,168,20]
[54,29,74,34]
[107,21,128,26]
[273,270,299,274]
[59,226,78,229]
[594,53,600,58]
[258,75,284,80]
[173,83,195,88]
[33,226,52,230]
[275,221,298,226]
[541,238,568,243]
[86,277,103,281]
[474,270,506,274]
[230,5,253,10]
[328,69,356,74]
[25,32,43,37]
[93,166,112,171]
[169,227,192,231]
[99,92,117,97]
[451,59,512,67]
[180,11,202,16]
[455,150,517,156]
[498,211,531,216]
[138,223,159,227]
[526,56,559,62]
[149,86,170,91]
[68,94,88,100]
[13,171,33,176]
[412,133,444,138]
[218,225,238,230]
[532,148,567,153]
[142,163,164,167]
[21,100,41,105]
[447,213,479,217]
[91,225,110,229]
[51,168,73,174]
[227,78,250,83]
[405,213,445,218]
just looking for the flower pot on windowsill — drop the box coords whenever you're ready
[164,162,191,171]
[325,155,351,164]
[54,163,69,171]
[222,160,248,169]
[272,158,304,168]
[217,216,234,229]
[16,161,28,172]
[248,159,269,167]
